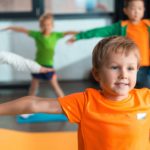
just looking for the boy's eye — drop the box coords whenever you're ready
[111,66,118,70]
[127,67,135,70]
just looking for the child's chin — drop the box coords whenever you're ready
[115,90,129,96]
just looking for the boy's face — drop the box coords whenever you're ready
[40,19,53,34]
[94,50,138,100]
[123,0,145,23]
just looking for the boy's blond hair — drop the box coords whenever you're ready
[39,13,53,27]
[124,0,144,8]
[92,36,140,70]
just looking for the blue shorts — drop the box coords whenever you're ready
[32,65,56,80]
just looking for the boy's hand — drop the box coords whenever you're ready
[67,37,76,44]
[40,67,54,73]
[0,27,9,31]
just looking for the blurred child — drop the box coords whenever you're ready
[4,13,77,97]
[0,36,150,150]
[68,0,150,88]
[0,51,53,73]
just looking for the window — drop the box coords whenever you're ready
[44,0,115,14]
[44,0,86,14]
[0,0,115,19]
[43,0,115,19]
[0,0,32,13]
[0,0,41,19]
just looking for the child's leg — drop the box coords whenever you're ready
[28,78,40,96]
[20,78,40,118]
[49,75,64,97]
[0,51,41,73]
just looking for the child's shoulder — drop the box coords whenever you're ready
[121,19,150,27]
[132,88,150,105]
[121,20,130,26]
[28,30,41,36]
[29,30,40,33]
[131,88,150,98]
[84,88,100,94]
[142,19,150,26]
[84,88,104,100]
[51,31,64,35]
[132,87,150,92]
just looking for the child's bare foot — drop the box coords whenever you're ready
[20,114,34,119]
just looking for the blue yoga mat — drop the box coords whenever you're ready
[16,113,68,124]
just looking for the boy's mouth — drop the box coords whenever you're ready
[115,82,129,87]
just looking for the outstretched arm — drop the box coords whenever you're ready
[67,22,121,44]
[0,96,63,115]
[0,51,53,73]
[63,31,79,36]
[2,26,29,34]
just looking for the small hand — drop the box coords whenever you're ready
[0,27,10,31]
[67,37,76,44]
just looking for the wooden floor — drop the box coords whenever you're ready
[0,80,98,132]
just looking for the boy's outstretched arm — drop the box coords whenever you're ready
[67,22,121,44]
[63,31,79,36]
[0,96,63,115]
[2,26,29,34]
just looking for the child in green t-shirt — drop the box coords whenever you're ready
[4,13,77,97]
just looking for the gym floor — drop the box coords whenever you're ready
[0,80,99,132]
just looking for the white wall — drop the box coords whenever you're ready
[0,17,112,82]
[0,21,14,81]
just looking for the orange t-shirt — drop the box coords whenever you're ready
[58,88,150,150]
[125,20,150,66]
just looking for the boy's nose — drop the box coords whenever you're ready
[119,69,128,79]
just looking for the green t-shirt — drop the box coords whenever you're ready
[29,31,64,66]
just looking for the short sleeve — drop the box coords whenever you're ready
[58,92,86,123]
[53,32,64,39]
[28,30,40,39]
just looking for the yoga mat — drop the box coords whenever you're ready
[16,113,68,124]
[0,129,77,150]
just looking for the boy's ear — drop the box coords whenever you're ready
[137,65,140,71]
[123,8,128,16]
[92,68,101,82]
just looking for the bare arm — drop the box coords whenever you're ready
[0,96,63,115]
[63,31,79,36]
[2,26,29,34]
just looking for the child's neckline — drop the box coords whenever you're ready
[129,20,143,26]
[41,32,52,36]
[99,90,131,104]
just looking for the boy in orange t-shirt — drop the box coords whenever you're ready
[68,0,150,88]
[0,36,150,150]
